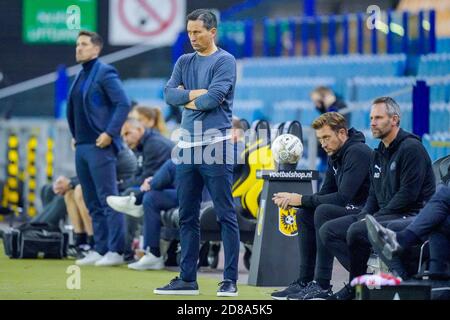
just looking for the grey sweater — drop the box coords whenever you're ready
[164,48,236,143]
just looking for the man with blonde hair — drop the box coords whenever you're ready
[271,112,372,300]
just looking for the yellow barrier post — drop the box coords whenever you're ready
[26,134,38,217]
[46,137,54,183]
[4,133,20,217]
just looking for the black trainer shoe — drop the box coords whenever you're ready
[271,280,308,300]
[67,244,91,259]
[287,281,332,300]
[217,279,238,297]
[327,283,355,300]
[365,214,401,260]
[153,277,199,295]
[67,245,78,258]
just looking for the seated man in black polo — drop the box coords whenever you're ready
[271,112,372,300]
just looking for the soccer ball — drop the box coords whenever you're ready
[284,214,295,225]
[271,134,303,164]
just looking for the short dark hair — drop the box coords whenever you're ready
[372,96,401,126]
[312,112,347,133]
[187,9,217,30]
[78,30,103,49]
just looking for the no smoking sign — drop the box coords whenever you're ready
[109,0,185,46]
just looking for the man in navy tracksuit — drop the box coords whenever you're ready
[67,30,131,267]
[154,9,240,297]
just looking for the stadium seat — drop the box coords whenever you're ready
[241,54,407,79]
[423,133,450,162]
[432,154,450,184]
[418,54,450,77]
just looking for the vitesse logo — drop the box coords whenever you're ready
[279,207,298,237]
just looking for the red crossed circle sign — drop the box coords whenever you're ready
[118,0,177,37]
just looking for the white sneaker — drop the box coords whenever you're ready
[128,252,165,271]
[106,194,144,218]
[75,251,103,266]
[94,252,125,267]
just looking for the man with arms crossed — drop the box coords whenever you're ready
[154,9,240,297]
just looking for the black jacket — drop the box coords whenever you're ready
[129,129,174,187]
[363,128,435,217]
[116,144,138,191]
[302,128,372,208]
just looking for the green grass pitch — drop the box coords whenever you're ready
[0,241,273,300]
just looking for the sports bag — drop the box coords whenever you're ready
[3,222,68,259]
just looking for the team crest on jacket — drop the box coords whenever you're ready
[279,207,298,236]
[390,161,396,171]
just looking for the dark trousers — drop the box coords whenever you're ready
[429,229,450,274]
[368,217,417,278]
[122,187,142,258]
[406,185,450,240]
[31,184,67,226]
[429,186,450,273]
[41,184,56,205]
[75,144,125,255]
[384,186,450,275]
[320,213,415,281]
[176,145,240,282]
[297,204,361,285]
[142,189,178,250]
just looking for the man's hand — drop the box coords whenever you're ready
[184,100,197,110]
[176,86,207,110]
[188,89,208,101]
[272,192,302,210]
[96,132,112,148]
[140,177,153,192]
[53,176,71,196]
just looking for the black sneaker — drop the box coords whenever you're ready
[153,277,199,295]
[217,279,238,297]
[271,280,308,300]
[287,281,332,300]
[67,244,91,259]
[327,283,355,300]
